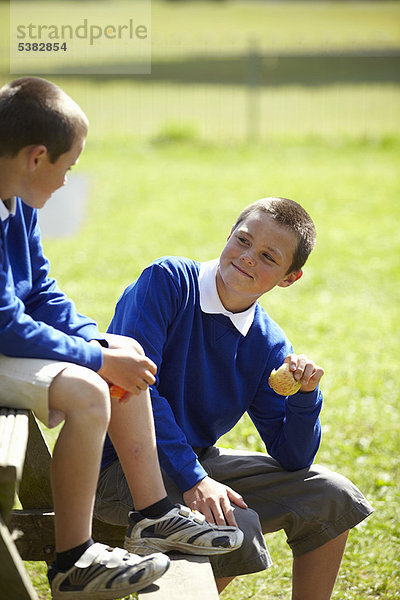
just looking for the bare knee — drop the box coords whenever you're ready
[49,365,111,428]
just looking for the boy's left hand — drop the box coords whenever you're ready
[285,353,324,393]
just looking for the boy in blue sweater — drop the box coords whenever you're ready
[97,197,373,598]
[0,77,242,600]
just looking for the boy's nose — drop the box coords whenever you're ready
[241,252,255,265]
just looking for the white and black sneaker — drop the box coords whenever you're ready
[48,542,170,599]
[124,504,244,556]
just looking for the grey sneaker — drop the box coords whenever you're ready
[124,504,244,556]
[48,542,170,599]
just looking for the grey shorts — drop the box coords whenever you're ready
[94,446,374,578]
[0,354,69,428]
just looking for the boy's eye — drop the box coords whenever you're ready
[263,253,275,263]
[237,236,249,244]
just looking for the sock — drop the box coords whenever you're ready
[55,538,94,572]
[133,497,174,521]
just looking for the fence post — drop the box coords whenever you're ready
[246,39,261,142]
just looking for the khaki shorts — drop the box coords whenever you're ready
[0,354,70,428]
[95,446,374,578]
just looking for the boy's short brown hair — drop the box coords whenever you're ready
[0,77,88,163]
[232,197,316,273]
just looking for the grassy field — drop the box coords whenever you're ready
[1,0,399,598]
[21,133,400,599]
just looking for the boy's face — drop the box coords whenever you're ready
[216,210,301,313]
[21,134,85,209]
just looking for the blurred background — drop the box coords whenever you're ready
[2,0,399,142]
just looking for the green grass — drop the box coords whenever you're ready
[23,133,400,599]
[150,0,400,55]
[2,0,400,69]
[151,0,400,54]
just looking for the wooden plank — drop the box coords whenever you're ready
[0,409,29,519]
[0,514,38,600]
[92,517,125,547]
[19,412,53,510]
[0,409,29,483]
[0,480,17,523]
[9,511,126,562]
[138,554,219,600]
[9,510,56,561]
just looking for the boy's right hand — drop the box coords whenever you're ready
[183,476,248,527]
[95,338,157,395]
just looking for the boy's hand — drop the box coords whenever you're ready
[285,353,324,393]
[183,476,248,527]
[94,335,157,395]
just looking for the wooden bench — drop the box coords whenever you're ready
[0,408,38,600]
[0,408,218,600]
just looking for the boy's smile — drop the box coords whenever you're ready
[216,211,302,313]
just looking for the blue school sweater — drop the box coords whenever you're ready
[0,198,103,370]
[102,256,322,492]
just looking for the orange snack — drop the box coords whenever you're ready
[109,384,128,403]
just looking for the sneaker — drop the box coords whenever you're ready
[124,504,244,556]
[48,542,170,599]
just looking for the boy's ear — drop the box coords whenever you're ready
[25,145,48,171]
[278,269,303,288]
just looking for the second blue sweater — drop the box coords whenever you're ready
[102,257,322,492]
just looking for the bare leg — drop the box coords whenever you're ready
[49,365,111,552]
[107,390,166,511]
[215,531,348,597]
[215,576,235,594]
[292,531,349,600]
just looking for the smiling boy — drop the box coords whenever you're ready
[96,197,373,598]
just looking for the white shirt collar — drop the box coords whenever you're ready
[199,259,256,336]
[0,197,17,221]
